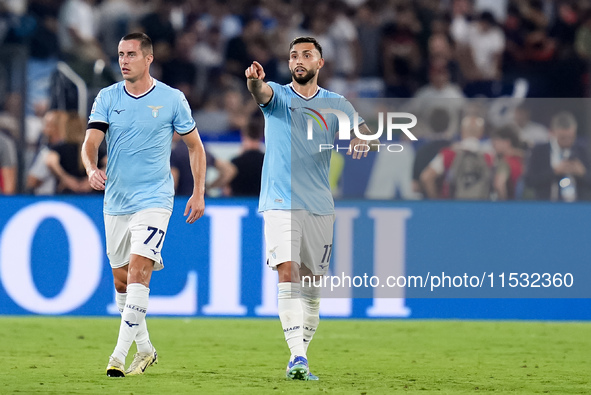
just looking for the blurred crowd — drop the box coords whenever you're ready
[1,0,591,202]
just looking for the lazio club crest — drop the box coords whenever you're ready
[148,105,163,118]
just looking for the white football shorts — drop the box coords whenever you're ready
[263,209,335,276]
[104,208,172,271]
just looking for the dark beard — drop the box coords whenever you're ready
[291,68,315,85]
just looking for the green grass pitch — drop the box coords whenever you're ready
[1,317,589,394]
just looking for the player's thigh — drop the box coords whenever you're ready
[263,210,305,269]
[104,213,133,269]
[301,213,335,275]
[129,208,172,271]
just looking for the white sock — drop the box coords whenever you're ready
[301,284,321,354]
[111,283,149,362]
[116,291,152,354]
[115,292,127,314]
[278,282,306,359]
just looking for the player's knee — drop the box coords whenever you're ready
[127,262,153,287]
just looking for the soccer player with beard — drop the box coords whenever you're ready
[245,36,377,380]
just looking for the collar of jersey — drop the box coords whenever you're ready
[289,82,320,100]
[124,78,156,99]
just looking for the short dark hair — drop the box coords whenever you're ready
[428,108,451,134]
[289,36,323,58]
[121,32,153,56]
[479,11,497,26]
[492,125,521,148]
[551,111,577,130]
[243,122,263,141]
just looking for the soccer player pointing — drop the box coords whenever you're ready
[82,32,206,377]
[246,36,376,380]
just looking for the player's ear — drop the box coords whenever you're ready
[318,57,325,70]
[146,53,154,66]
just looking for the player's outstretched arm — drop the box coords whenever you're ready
[81,128,107,190]
[245,61,273,105]
[181,128,206,224]
[346,123,381,160]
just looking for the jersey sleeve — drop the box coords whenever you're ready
[88,89,110,131]
[174,92,197,135]
[339,97,364,127]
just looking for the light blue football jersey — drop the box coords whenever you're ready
[259,82,363,215]
[88,79,195,215]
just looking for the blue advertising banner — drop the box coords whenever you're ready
[1,196,590,319]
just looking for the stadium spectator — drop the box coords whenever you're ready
[355,1,382,78]
[24,100,48,170]
[26,0,61,116]
[491,124,524,200]
[227,120,264,197]
[513,104,549,148]
[224,17,264,79]
[97,0,136,66]
[450,0,474,49]
[161,30,198,105]
[196,0,242,41]
[426,33,461,83]
[247,36,280,84]
[191,93,231,136]
[517,0,549,31]
[503,4,528,74]
[382,3,423,97]
[408,66,465,116]
[0,127,17,195]
[82,32,206,377]
[191,25,225,100]
[27,109,66,195]
[412,108,457,197]
[420,115,494,199]
[365,132,419,200]
[326,0,359,79]
[456,11,505,96]
[170,131,236,196]
[474,0,508,23]
[136,0,176,49]
[550,1,580,57]
[525,111,591,201]
[57,0,106,64]
[522,28,556,63]
[46,112,104,194]
[224,89,254,132]
[191,24,225,70]
[574,9,591,60]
